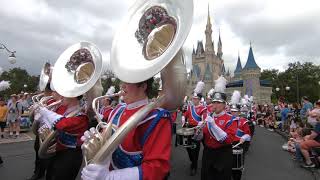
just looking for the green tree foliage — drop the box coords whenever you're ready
[0,68,39,99]
[261,62,320,103]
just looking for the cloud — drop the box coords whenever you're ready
[0,0,319,76]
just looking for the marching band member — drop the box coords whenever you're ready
[35,93,89,180]
[182,81,207,176]
[195,76,236,180]
[29,83,57,180]
[81,78,172,180]
[229,91,251,180]
[100,86,115,122]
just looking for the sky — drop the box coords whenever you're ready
[0,0,319,76]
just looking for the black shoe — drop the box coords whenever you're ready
[0,157,3,164]
[1,135,4,138]
[190,168,197,176]
[301,162,316,168]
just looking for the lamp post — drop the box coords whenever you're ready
[0,43,17,64]
[275,87,280,100]
[285,86,290,102]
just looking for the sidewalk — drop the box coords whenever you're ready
[0,128,35,145]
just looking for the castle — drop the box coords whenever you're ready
[187,8,272,104]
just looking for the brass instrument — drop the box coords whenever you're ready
[82,0,193,165]
[38,42,105,159]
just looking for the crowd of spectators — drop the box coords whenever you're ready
[256,96,320,168]
[0,92,33,139]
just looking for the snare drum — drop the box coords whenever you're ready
[176,128,195,148]
[232,147,244,170]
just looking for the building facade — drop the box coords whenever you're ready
[225,45,272,104]
[187,9,272,104]
[187,9,231,95]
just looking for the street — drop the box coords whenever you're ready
[0,126,318,180]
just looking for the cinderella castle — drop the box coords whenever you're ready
[187,8,272,104]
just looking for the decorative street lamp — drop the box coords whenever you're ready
[24,84,28,88]
[0,43,17,64]
[276,87,280,92]
[285,86,290,91]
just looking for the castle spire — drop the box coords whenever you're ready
[217,29,223,59]
[192,45,195,55]
[243,43,260,70]
[205,3,214,54]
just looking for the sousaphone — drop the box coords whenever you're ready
[38,42,105,158]
[82,0,193,165]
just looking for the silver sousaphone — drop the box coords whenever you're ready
[82,0,193,165]
[38,42,105,158]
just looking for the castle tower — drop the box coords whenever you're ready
[217,31,223,59]
[205,5,214,55]
[241,43,261,99]
[233,54,242,81]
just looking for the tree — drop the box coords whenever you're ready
[0,68,39,99]
[261,62,320,104]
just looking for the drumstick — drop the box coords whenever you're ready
[232,142,242,149]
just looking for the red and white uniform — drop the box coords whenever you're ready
[107,99,171,180]
[231,117,251,142]
[183,104,207,127]
[101,106,113,122]
[171,111,177,123]
[202,111,237,149]
[54,105,89,151]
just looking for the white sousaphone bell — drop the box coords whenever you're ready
[38,42,106,158]
[82,0,193,165]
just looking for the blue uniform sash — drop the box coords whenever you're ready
[190,106,201,122]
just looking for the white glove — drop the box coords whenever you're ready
[81,162,110,180]
[205,116,214,124]
[34,111,42,122]
[197,121,205,128]
[206,116,227,142]
[240,134,251,143]
[38,107,63,127]
[181,116,186,126]
[81,162,140,180]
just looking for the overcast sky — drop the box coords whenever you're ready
[0,0,319,76]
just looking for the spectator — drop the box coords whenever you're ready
[0,97,8,138]
[300,113,320,168]
[306,100,320,127]
[281,104,290,132]
[20,93,31,112]
[6,94,22,138]
[26,93,33,107]
[300,96,313,122]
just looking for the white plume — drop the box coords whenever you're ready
[244,95,249,100]
[249,96,254,102]
[106,86,115,95]
[207,88,215,97]
[241,98,248,105]
[0,80,10,91]
[214,76,227,93]
[194,81,205,94]
[231,91,241,105]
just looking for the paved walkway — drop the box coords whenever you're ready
[0,126,318,180]
[242,126,316,180]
